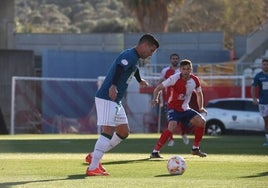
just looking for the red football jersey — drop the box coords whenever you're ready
[160,66,180,102]
[162,72,201,112]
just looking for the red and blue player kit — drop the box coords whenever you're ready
[162,72,201,112]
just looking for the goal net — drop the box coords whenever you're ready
[10,75,247,135]
[11,76,98,134]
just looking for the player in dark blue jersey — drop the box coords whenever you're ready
[251,57,268,146]
[85,34,159,176]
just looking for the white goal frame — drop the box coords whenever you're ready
[10,75,247,135]
[10,76,97,135]
[199,75,246,98]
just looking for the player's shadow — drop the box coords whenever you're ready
[0,174,87,188]
[83,157,165,166]
[240,171,268,178]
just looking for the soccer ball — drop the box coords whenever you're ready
[167,155,186,175]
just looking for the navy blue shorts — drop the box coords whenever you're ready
[167,109,199,127]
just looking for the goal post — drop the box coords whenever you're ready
[10,75,247,135]
[10,76,98,135]
[199,75,246,98]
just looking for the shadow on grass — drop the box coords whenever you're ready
[0,135,267,155]
[0,174,88,188]
[82,157,164,167]
[240,171,268,178]
[103,157,165,165]
[155,174,182,177]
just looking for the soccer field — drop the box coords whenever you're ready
[0,134,267,188]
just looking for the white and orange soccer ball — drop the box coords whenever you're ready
[167,155,187,175]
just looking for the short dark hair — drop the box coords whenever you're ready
[180,59,192,67]
[170,53,180,59]
[139,33,159,48]
[262,56,268,62]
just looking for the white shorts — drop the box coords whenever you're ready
[95,97,128,126]
[259,104,268,117]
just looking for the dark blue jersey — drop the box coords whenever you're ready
[96,48,140,103]
[252,71,268,104]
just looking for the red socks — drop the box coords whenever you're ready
[166,122,173,140]
[193,126,205,147]
[154,126,204,150]
[154,129,172,151]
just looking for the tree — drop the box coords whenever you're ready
[168,0,268,49]
[169,0,224,32]
[222,0,267,49]
[14,0,268,49]
[121,0,184,32]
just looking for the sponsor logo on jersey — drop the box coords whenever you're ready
[121,59,128,65]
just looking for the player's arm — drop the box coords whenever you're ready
[109,64,124,101]
[251,76,259,105]
[158,69,166,84]
[251,85,258,105]
[196,90,207,115]
[134,68,149,87]
[152,83,165,105]
[152,73,177,105]
[157,78,165,85]
[153,73,178,102]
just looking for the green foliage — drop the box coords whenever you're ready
[168,0,268,49]
[15,0,133,33]
[91,18,126,33]
[0,134,267,188]
[14,0,268,48]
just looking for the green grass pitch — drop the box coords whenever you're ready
[0,134,267,188]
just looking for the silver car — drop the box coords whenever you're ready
[204,98,264,135]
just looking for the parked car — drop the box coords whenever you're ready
[204,98,264,135]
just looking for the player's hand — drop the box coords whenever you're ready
[151,99,159,107]
[199,108,207,116]
[252,98,259,105]
[109,85,118,101]
[139,79,149,88]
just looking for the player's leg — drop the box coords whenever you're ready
[85,124,128,174]
[86,125,113,176]
[107,125,129,150]
[263,116,268,146]
[259,104,268,146]
[150,121,177,158]
[162,104,175,147]
[167,120,175,146]
[86,98,128,176]
[188,110,207,157]
[150,109,178,158]
[179,122,189,145]
[106,103,129,151]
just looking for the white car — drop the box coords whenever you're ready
[204,98,264,135]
